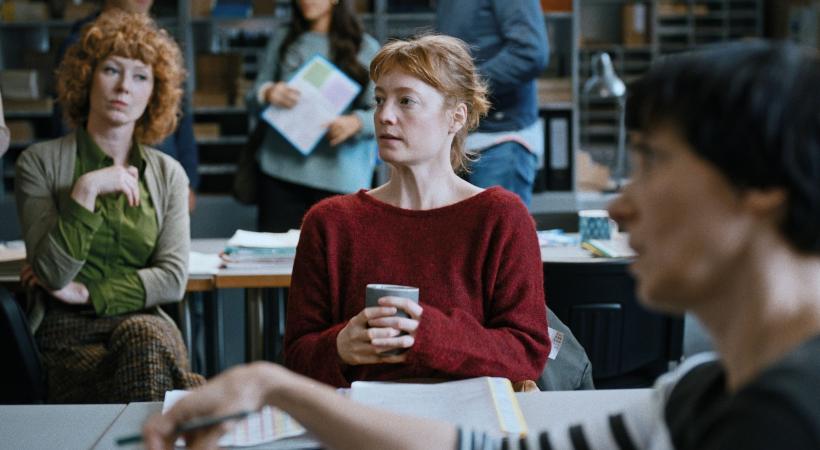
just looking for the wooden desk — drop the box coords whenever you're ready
[191,239,293,366]
[0,404,126,450]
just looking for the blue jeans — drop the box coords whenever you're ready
[467,141,537,206]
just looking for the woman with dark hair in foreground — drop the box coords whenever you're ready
[145,40,820,449]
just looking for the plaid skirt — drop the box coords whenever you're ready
[35,301,205,403]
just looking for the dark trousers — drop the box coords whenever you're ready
[257,173,338,232]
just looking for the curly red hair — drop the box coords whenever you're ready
[57,10,185,145]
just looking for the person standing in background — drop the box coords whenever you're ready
[249,0,379,232]
[56,0,200,211]
[436,0,548,207]
[0,91,9,157]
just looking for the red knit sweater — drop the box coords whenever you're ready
[283,187,550,387]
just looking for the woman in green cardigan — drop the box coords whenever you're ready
[15,10,203,403]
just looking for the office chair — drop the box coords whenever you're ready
[543,260,684,388]
[0,286,46,404]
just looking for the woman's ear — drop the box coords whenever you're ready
[742,187,787,220]
[450,103,467,134]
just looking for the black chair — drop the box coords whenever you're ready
[543,260,684,388]
[0,287,46,403]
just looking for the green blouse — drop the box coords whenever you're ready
[50,128,158,315]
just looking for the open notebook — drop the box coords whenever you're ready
[349,377,528,437]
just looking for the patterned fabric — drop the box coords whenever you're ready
[35,301,204,403]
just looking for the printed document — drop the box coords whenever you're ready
[163,390,307,447]
[261,55,361,155]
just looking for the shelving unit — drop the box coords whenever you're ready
[0,0,775,213]
[576,0,763,185]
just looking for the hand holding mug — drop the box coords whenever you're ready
[336,305,409,365]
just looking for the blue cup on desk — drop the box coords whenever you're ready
[579,210,617,242]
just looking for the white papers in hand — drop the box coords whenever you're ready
[261,55,362,155]
[227,229,301,249]
[350,377,528,437]
[162,390,305,447]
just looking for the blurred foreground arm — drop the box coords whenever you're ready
[143,362,457,450]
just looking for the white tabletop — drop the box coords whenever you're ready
[96,402,320,450]
[0,404,125,450]
[517,388,652,432]
[88,388,652,449]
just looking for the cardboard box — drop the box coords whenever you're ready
[1,1,50,21]
[623,3,648,47]
[252,0,275,16]
[4,98,54,114]
[540,0,572,12]
[195,53,242,98]
[0,70,41,100]
[193,123,221,140]
[193,91,230,109]
[656,2,708,17]
[63,1,99,21]
[191,0,215,18]
[6,120,35,144]
[537,78,572,104]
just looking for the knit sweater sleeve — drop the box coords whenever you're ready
[406,200,551,382]
[283,206,349,386]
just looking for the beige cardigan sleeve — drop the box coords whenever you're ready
[15,137,87,290]
[0,93,9,157]
[138,151,190,307]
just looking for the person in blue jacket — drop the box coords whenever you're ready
[436,0,548,207]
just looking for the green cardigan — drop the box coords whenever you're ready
[15,132,190,327]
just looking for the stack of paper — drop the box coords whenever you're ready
[350,377,528,437]
[0,241,26,276]
[221,229,300,270]
[581,238,636,258]
[188,251,223,275]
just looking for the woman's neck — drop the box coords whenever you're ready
[86,117,135,166]
[309,15,331,33]
[369,162,481,210]
[695,232,820,392]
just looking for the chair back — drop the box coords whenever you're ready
[0,287,46,403]
[544,260,684,388]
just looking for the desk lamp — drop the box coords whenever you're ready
[583,52,627,190]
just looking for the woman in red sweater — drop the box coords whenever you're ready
[282,34,551,387]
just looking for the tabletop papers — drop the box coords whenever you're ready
[163,390,305,447]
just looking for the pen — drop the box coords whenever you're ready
[115,409,254,446]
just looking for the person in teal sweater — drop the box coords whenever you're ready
[249,0,380,232]
[16,10,203,403]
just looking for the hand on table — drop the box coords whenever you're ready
[336,297,423,365]
[325,114,362,146]
[20,263,89,305]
